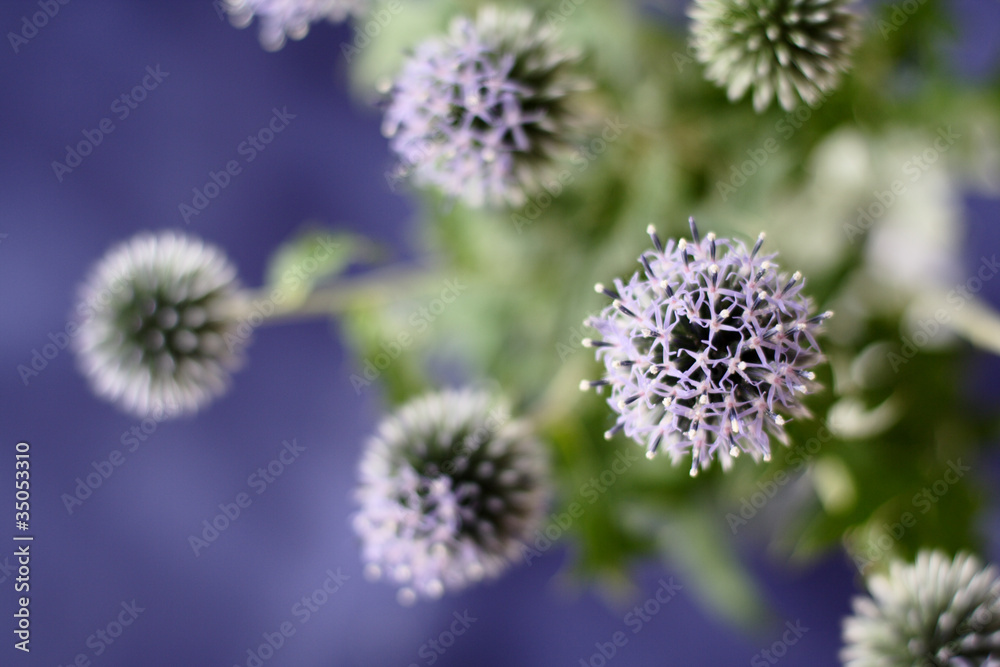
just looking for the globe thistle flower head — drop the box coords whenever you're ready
[842,550,1000,666]
[382,6,585,208]
[581,218,830,477]
[689,0,861,112]
[74,231,248,419]
[224,0,368,51]
[353,388,548,605]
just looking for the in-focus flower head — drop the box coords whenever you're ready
[74,231,248,418]
[842,550,1000,666]
[382,5,585,208]
[353,388,548,605]
[582,218,830,476]
[224,0,368,51]
[689,0,861,112]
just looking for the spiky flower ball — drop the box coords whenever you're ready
[689,0,861,112]
[842,550,1000,666]
[353,388,548,605]
[74,231,248,418]
[382,6,584,208]
[581,218,830,476]
[224,0,368,51]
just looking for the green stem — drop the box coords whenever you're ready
[524,354,592,432]
[231,267,444,324]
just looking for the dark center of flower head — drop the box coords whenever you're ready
[650,248,802,429]
[398,419,533,549]
[444,19,569,164]
[113,281,231,378]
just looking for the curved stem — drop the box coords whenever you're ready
[231,266,444,324]
[524,355,592,434]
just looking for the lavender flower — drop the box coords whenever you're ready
[581,218,830,476]
[353,388,548,605]
[842,550,1000,666]
[73,231,248,418]
[689,0,861,112]
[224,0,368,51]
[382,6,584,208]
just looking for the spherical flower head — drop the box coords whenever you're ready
[689,0,861,112]
[73,231,248,418]
[224,0,368,51]
[842,550,1000,666]
[353,388,549,605]
[582,218,830,477]
[382,5,584,208]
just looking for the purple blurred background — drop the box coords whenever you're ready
[0,1,997,665]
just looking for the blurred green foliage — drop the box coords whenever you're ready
[282,0,1000,627]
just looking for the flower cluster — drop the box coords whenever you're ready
[224,0,369,51]
[353,388,548,605]
[582,218,830,476]
[382,5,584,208]
[689,0,861,112]
[842,550,1000,666]
[73,231,248,418]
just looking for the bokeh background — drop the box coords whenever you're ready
[1,1,998,665]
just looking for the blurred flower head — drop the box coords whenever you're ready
[353,388,548,605]
[382,5,585,208]
[842,550,1000,666]
[224,0,368,51]
[582,218,829,476]
[74,231,248,418]
[689,0,861,112]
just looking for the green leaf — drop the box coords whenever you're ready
[264,227,378,309]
